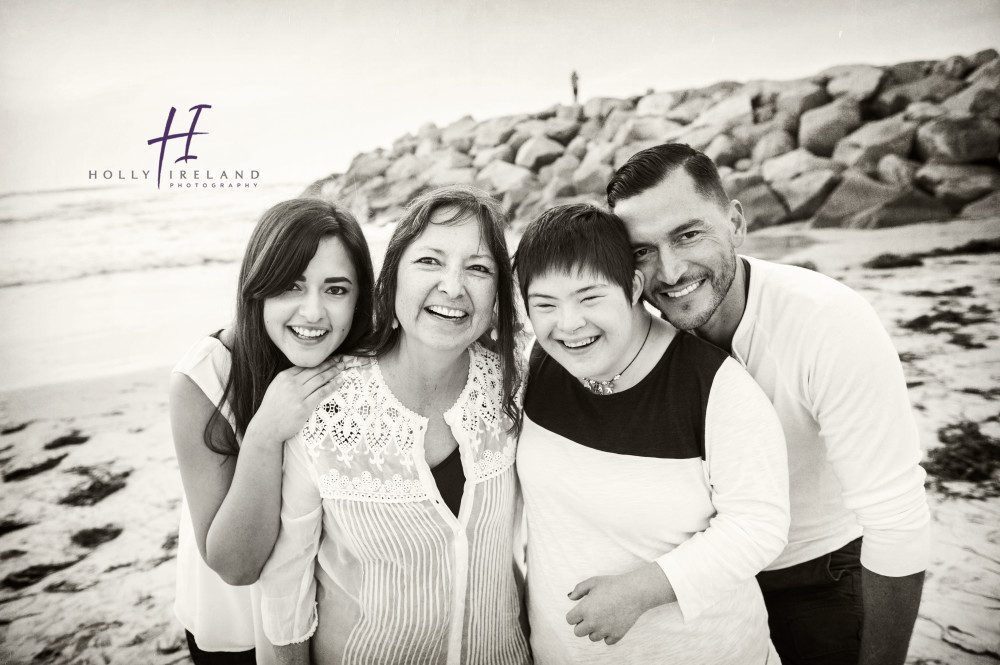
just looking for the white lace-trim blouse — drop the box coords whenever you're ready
[258,343,531,665]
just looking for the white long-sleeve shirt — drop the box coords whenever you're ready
[737,256,930,574]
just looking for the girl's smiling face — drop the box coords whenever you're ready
[263,235,359,367]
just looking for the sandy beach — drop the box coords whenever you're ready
[1,215,998,664]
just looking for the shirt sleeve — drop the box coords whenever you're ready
[656,358,790,622]
[809,291,930,576]
[257,434,322,645]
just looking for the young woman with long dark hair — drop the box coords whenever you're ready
[170,198,375,664]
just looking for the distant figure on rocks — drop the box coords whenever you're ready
[571,70,579,105]
[608,143,931,665]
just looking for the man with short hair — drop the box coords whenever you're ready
[608,143,929,665]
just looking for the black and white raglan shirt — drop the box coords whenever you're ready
[518,332,789,665]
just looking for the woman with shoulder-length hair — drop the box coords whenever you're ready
[259,185,531,665]
[171,198,375,664]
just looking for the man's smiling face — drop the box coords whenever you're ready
[613,168,745,333]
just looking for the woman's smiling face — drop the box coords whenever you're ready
[262,235,358,367]
[393,209,498,356]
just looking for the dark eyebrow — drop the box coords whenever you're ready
[671,220,709,238]
[295,275,353,284]
[527,283,609,300]
[412,245,496,263]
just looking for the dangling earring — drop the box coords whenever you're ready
[490,327,498,342]
[391,316,398,330]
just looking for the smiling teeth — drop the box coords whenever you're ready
[291,326,327,338]
[563,336,597,349]
[428,305,467,318]
[666,281,701,298]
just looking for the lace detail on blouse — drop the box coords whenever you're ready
[317,468,428,502]
[299,344,515,502]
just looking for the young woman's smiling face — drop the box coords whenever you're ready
[526,267,640,382]
[394,209,498,356]
[262,235,359,367]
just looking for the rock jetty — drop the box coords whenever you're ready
[305,49,1000,231]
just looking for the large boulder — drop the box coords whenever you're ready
[476,160,536,194]
[799,99,863,156]
[933,55,974,79]
[876,154,921,188]
[915,116,1000,163]
[885,60,935,85]
[751,129,795,163]
[597,107,635,143]
[770,169,842,220]
[572,160,615,196]
[722,168,764,197]
[915,163,1000,209]
[832,114,919,174]
[969,48,1000,70]
[690,93,754,130]
[841,189,951,229]
[666,95,714,124]
[515,136,565,171]
[579,141,619,167]
[617,116,684,144]
[474,117,520,148]
[812,170,949,228]
[960,190,1000,218]
[538,154,581,185]
[704,134,744,168]
[385,153,424,181]
[346,150,391,180]
[969,55,1000,83]
[811,170,898,227]
[472,144,514,169]
[904,101,949,122]
[871,74,966,117]
[564,136,589,160]
[761,148,842,183]
[776,82,831,118]
[636,91,685,116]
[441,115,478,152]
[823,65,885,100]
[739,183,789,229]
[544,118,582,145]
[583,97,634,120]
[941,79,1000,120]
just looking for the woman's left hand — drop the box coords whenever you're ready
[565,562,675,645]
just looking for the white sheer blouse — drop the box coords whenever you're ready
[258,344,530,665]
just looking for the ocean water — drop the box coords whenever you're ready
[0,183,308,288]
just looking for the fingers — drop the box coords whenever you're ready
[572,621,591,638]
[565,605,582,626]
[301,365,345,393]
[567,578,593,601]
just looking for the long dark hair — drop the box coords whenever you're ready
[366,185,522,434]
[206,198,375,456]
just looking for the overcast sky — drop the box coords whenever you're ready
[1,0,997,194]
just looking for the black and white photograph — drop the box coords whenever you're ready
[1,1,998,663]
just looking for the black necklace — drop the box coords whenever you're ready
[582,316,653,395]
